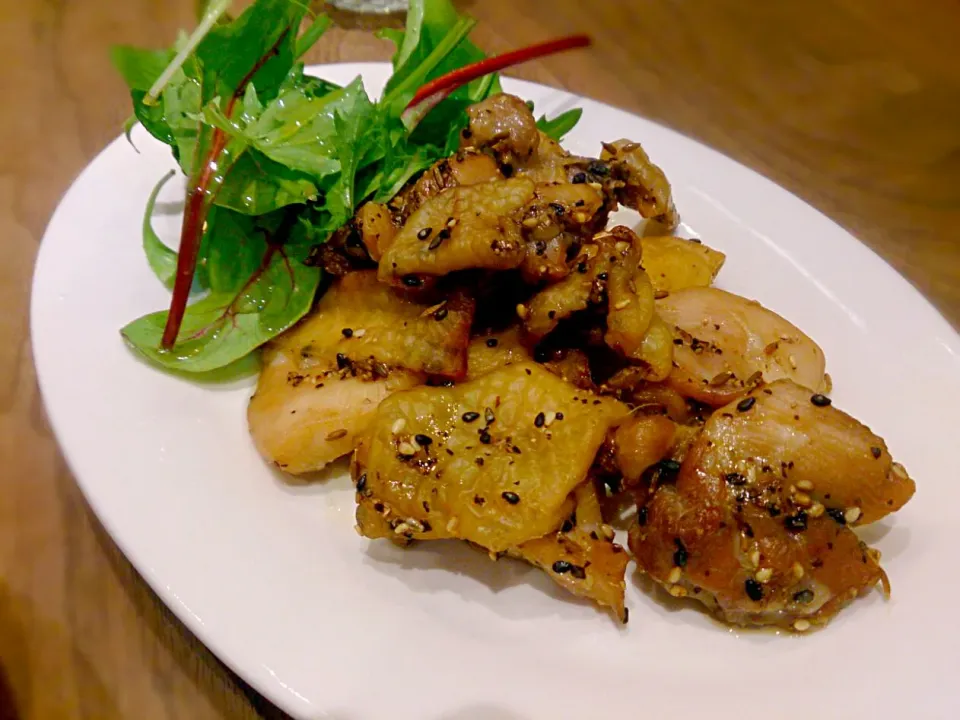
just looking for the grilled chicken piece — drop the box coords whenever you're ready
[248,271,475,473]
[518,182,608,283]
[601,139,679,231]
[463,93,540,168]
[353,362,628,552]
[249,357,421,475]
[657,287,827,406]
[612,414,679,485]
[465,326,532,380]
[388,149,503,227]
[641,236,725,294]
[629,379,916,630]
[378,178,534,285]
[511,523,629,622]
[353,202,399,262]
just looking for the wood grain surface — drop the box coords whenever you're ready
[2,0,958,717]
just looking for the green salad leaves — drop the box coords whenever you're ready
[115,0,584,373]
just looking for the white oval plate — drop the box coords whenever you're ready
[33,63,960,719]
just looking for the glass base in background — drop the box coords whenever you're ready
[326,0,409,13]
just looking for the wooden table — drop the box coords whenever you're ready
[2,1,958,717]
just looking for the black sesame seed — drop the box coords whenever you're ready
[428,233,445,250]
[658,459,682,476]
[417,227,432,240]
[462,412,480,423]
[744,578,764,601]
[336,353,349,370]
[555,412,564,420]
[484,407,496,425]
[547,310,556,319]
[826,507,846,525]
[587,160,609,176]
[341,328,353,338]
[552,560,572,574]
[561,517,574,533]
[549,202,565,216]
[673,538,688,567]
[577,261,588,274]
[486,338,499,348]
[784,511,808,533]
[356,474,367,492]
[434,307,448,321]
[637,506,648,526]
[461,128,472,139]
[871,446,882,459]
[736,396,756,412]
[501,164,514,178]
[415,434,433,446]
[479,430,492,444]
[569,564,587,579]
[572,172,587,184]
[501,491,520,505]
[793,589,815,604]
[725,472,747,486]
[534,412,546,428]
[535,240,547,256]
[810,393,832,407]
[473,495,485,506]
[597,272,608,281]
[402,275,423,288]
[374,502,384,513]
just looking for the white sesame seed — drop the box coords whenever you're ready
[573,212,589,223]
[391,418,406,434]
[755,567,773,584]
[794,492,812,507]
[750,550,761,567]
[892,462,908,479]
[353,328,366,338]
[792,562,805,579]
[614,299,632,310]
[844,506,862,524]
[793,619,811,632]
[543,411,557,427]
[516,303,528,319]
[587,182,603,190]
[668,585,687,598]
[398,442,417,457]
[446,517,459,533]
[667,567,682,584]
[522,216,539,228]
[808,502,825,518]
[796,479,814,491]
[488,551,499,562]
[600,524,616,541]
[614,241,630,253]
[393,522,411,535]
[788,355,798,369]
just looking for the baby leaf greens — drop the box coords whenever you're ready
[116,0,588,372]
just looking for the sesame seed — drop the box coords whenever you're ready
[341,328,353,338]
[794,492,812,507]
[736,396,756,412]
[793,589,814,604]
[709,371,734,386]
[750,550,761,567]
[613,299,632,310]
[516,304,528,319]
[353,328,366,338]
[434,307,448,321]
[755,567,773,583]
[325,429,348,441]
[793,619,811,632]
[428,233,446,250]
[484,407,496,425]
[588,181,603,190]
[871,446,882,459]
[534,412,545,428]
[397,442,416,456]
[784,512,808,533]
[414,434,432,446]
[844,506,862,524]
[501,491,520,505]
[826,507,846,525]
[668,585,687,598]
[654,290,669,299]
[522,217,539,228]
[788,354,798,369]
[792,563,805,579]
[667,567,682,584]
[796,479,814,491]
[446,517,459,533]
[486,338,499,347]
[552,560,572,574]
[725,472,747,486]
[402,275,423,288]
[356,474,367,492]
[569,565,587,579]
[446,217,458,228]
[810,393,832,407]
[614,241,630,253]
[807,502,825,518]
[391,419,406,434]
[555,412,564,420]
[459,412,480,425]
[417,227,432,240]
[542,411,557,427]
[600,525,616,541]
[744,579,764,601]
[572,172,587,184]
[479,430,492,444]
[336,353,349,370]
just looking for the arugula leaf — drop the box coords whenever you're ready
[143,171,179,289]
[536,108,583,141]
[122,209,324,373]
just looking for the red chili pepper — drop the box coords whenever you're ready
[405,34,591,111]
